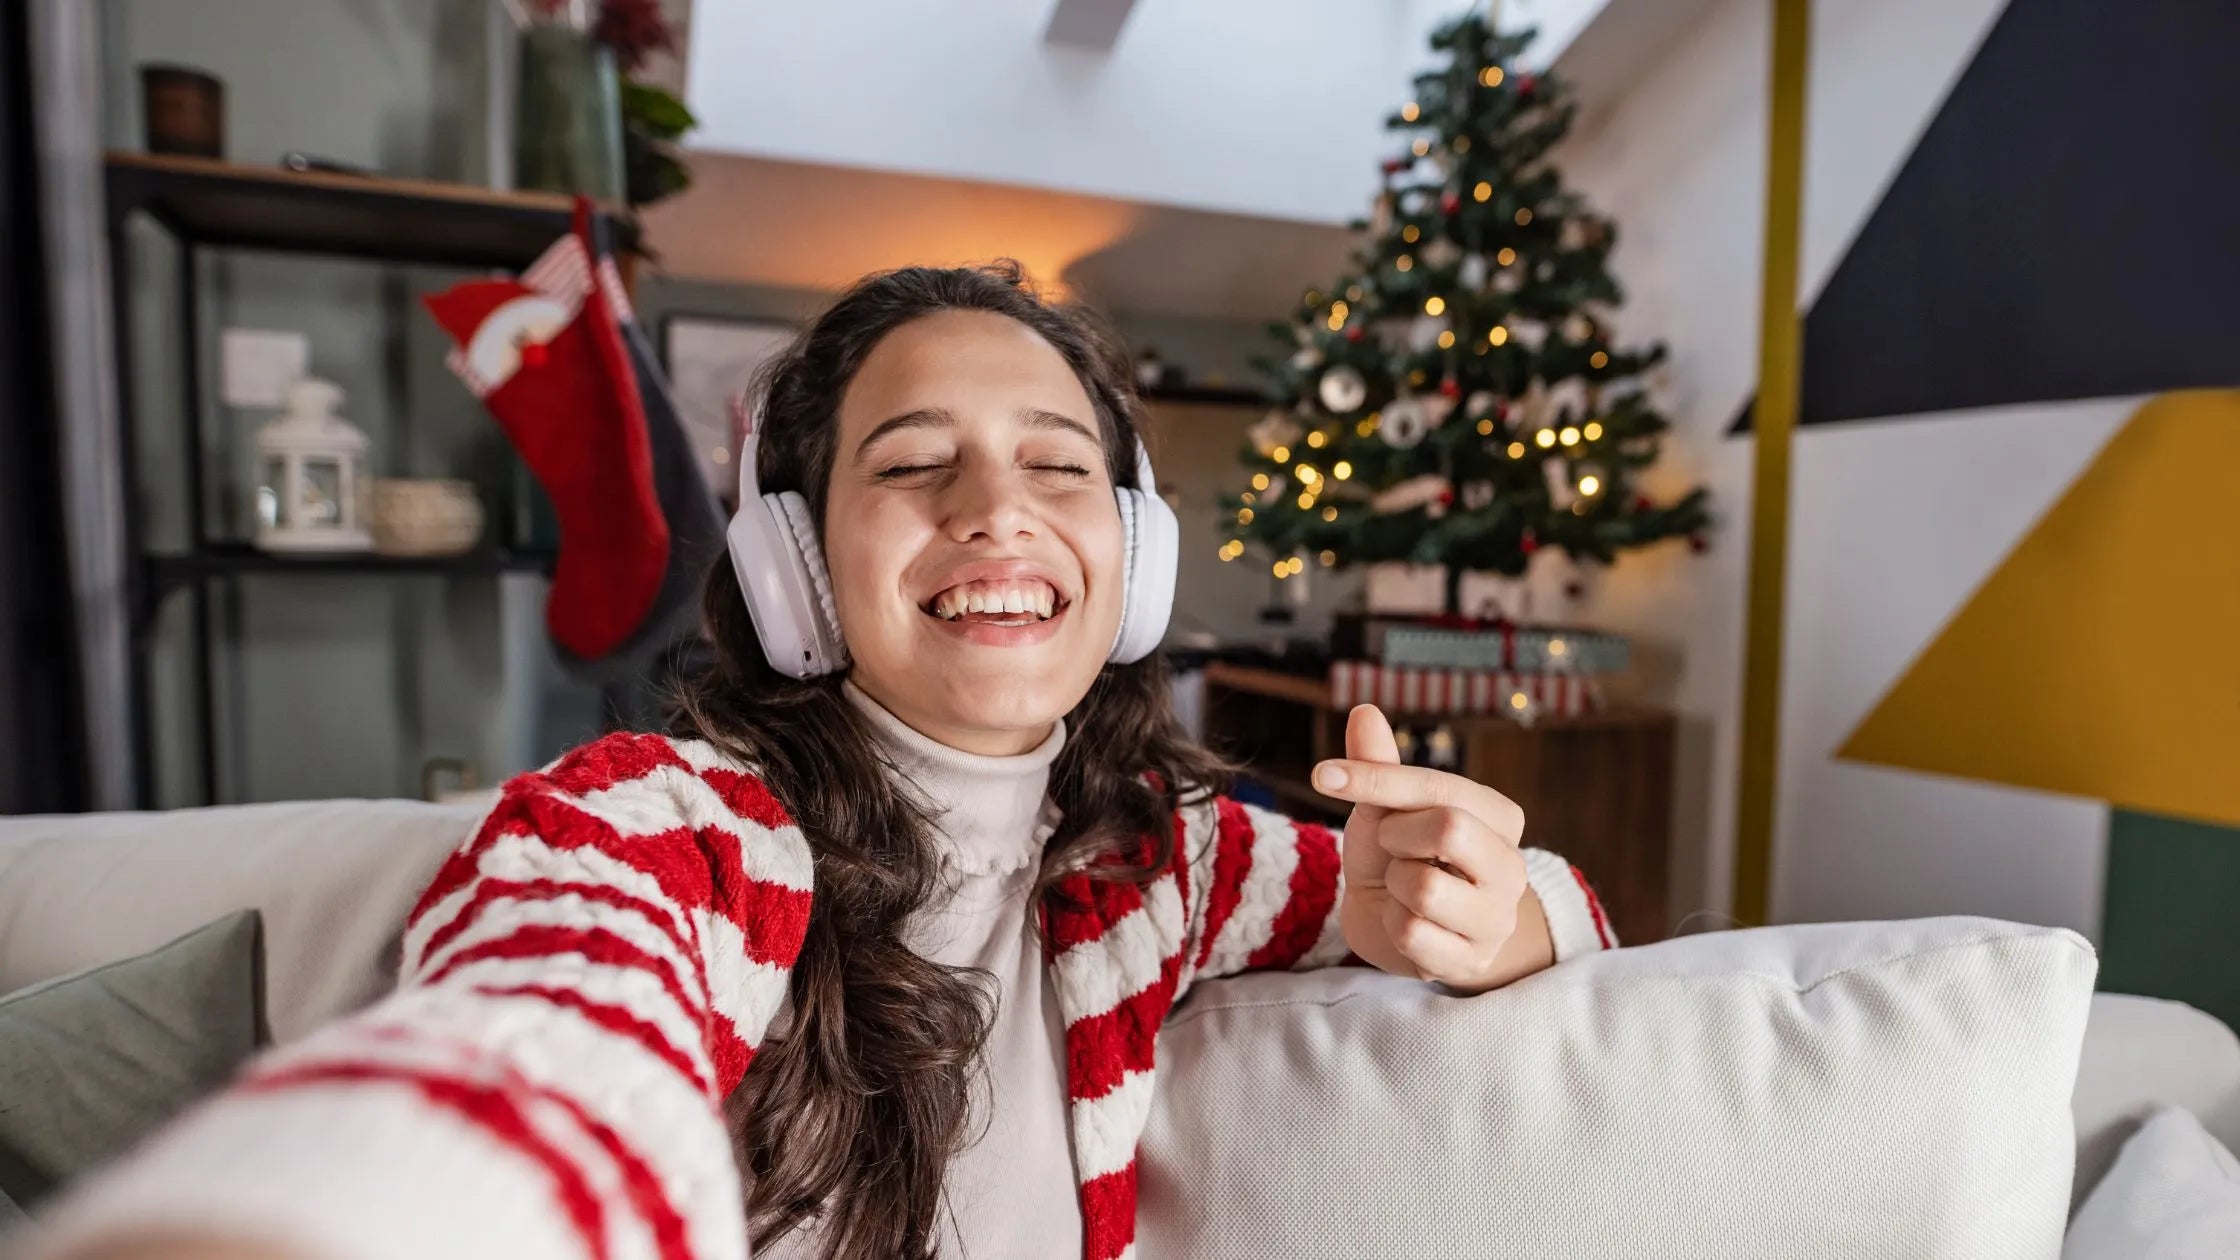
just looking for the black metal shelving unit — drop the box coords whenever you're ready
[106,152,634,807]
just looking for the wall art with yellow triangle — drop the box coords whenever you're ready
[1840,390,2240,827]
[1839,390,2240,1028]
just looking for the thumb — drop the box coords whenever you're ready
[1346,704,1403,766]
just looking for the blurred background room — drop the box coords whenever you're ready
[4,0,2236,1040]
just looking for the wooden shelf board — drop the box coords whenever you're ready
[1204,658,1675,729]
[1203,660,1332,707]
[147,542,555,584]
[106,152,637,269]
[1140,384,1267,408]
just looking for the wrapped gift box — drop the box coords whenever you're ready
[1328,661,1597,720]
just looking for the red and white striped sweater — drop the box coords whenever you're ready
[37,731,1614,1260]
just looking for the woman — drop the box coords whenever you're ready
[40,264,1613,1260]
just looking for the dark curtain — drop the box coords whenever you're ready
[0,0,90,813]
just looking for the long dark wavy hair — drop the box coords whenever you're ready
[673,262,1229,1260]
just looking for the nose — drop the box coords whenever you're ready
[942,456,1038,545]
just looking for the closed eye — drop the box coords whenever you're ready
[1034,462,1095,478]
[875,463,945,481]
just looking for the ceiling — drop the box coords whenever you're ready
[642,0,1710,322]
[641,151,1360,321]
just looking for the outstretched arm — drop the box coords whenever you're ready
[26,732,812,1260]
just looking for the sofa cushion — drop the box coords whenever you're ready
[0,911,263,1211]
[1142,915,2096,1259]
[2062,1105,2240,1259]
[2071,993,2240,1204]
[0,800,475,1043]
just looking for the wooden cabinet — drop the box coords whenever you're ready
[1200,661,1676,947]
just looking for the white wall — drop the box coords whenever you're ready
[1777,397,2130,937]
[685,0,1609,226]
[1539,0,2013,930]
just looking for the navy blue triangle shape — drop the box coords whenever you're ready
[1733,0,2240,435]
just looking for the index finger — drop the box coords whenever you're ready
[1310,758,1526,839]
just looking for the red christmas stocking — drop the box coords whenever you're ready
[422,217,669,660]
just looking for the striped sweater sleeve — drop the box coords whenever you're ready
[25,732,812,1260]
[1182,795,1617,983]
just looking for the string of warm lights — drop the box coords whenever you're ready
[1212,11,1711,582]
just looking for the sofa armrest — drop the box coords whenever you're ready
[2071,991,2240,1204]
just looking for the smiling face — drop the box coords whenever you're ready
[823,309,1126,755]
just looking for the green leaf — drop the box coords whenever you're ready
[621,81,697,140]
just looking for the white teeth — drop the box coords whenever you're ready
[927,579,1063,622]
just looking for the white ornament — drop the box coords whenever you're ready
[1249,411,1303,457]
[1135,353,1166,390]
[1508,318,1549,351]
[1461,480,1496,510]
[1546,377,1591,425]
[1494,266,1524,295]
[1459,252,1489,289]
[1422,237,1462,270]
[1381,394,1435,449]
[1370,192,1394,238]
[1560,217,1588,251]
[1543,457,1577,510]
[1513,378,1552,430]
[1420,390,1459,428]
[1465,390,1499,422]
[1318,365,1369,414]
[1263,474,1288,502]
[1372,474,1453,517]
[1564,314,1595,343]
[1407,315,1448,353]
[1291,345,1322,371]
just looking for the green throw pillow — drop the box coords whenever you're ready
[0,910,265,1212]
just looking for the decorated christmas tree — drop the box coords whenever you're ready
[1220,13,1709,616]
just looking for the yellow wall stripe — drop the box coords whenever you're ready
[1841,391,2240,827]
[1733,0,1812,926]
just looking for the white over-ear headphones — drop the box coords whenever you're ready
[726,400,1177,679]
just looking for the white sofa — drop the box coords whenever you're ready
[3,798,2237,1257]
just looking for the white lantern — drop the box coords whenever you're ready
[254,376,372,553]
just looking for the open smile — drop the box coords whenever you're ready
[917,567,1076,647]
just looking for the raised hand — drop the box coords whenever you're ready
[1314,704,1550,992]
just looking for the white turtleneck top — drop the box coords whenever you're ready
[756,684,1082,1259]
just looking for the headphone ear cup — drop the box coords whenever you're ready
[1111,482,1140,652]
[770,491,847,674]
[1108,485,1177,663]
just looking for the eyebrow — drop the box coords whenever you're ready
[853,405,1101,459]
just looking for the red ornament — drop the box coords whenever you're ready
[1438,488,1456,506]
[1517,72,1540,99]
[1520,529,1540,556]
[1382,158,1409,175]
[1688,534,1709,554]
[1495,401,1511,421]
[1345,326,1367,344]
[1632,495,1653,512]
[1441,191,1462,216]
[1438,378,1461,398]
